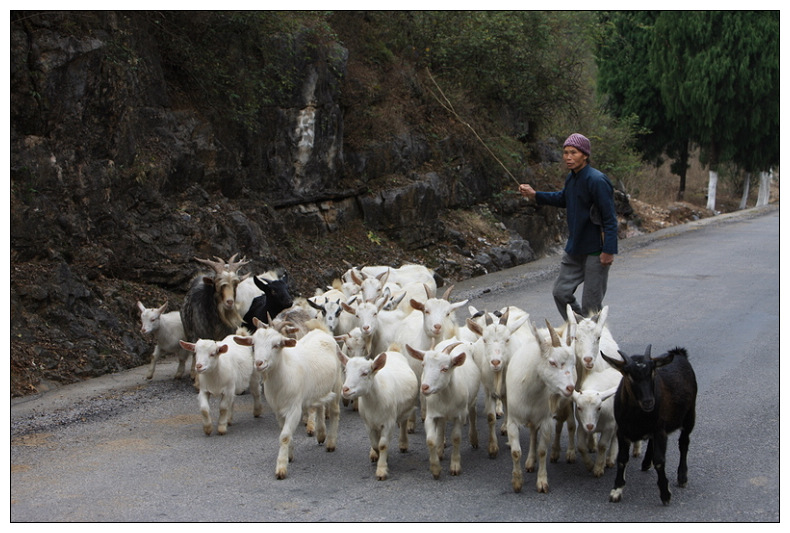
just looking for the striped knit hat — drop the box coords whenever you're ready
[563,133,591,157]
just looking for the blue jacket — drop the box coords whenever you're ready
[535,164,618,256]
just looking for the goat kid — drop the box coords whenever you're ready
[179,334,263,436]
[137,300,194,381]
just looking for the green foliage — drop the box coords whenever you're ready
[361,11,596,137]
[650,11,779,170]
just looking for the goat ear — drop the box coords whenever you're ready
[179,340,196,352]
[218,344,229,355]
[410,299,425,311]
[451,352,466,367]
[600,351,624,372]
[371,352,387,372]
[252,317,265,329]
[336,346,349,367]
[652,350,676,368]
[253,276,268,291]
[137,301,146,313]
[157,301,169,314]
[233,336,252,347]
[466,318,483,337]
[282,338,297,348]
[405,344,424,361]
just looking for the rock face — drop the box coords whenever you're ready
[9,12,607,395]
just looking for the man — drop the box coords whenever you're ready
[519,133,617,320]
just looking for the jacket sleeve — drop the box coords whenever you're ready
[535,189,566,208]
[591,176,618,255]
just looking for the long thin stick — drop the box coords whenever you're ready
[424,68,522,188]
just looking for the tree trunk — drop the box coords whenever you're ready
[674,140,690,201]
[757,169,772,206]
[739,172,751,210]
[706,170,718,211]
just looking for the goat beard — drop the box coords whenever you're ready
[218,302,243,330]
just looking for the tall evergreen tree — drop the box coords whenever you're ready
[651,11,779,211]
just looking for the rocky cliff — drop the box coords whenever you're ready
[9,12,614,396]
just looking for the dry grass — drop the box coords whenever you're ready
[627,150,779,213]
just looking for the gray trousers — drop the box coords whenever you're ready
[552,252,611,320]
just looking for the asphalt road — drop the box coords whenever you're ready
[9,205,780,523]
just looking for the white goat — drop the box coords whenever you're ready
[179,333,263,436]
[406,338,481,479]
[335,327,370,360]
[464,307,529,458]
[562,305,642,457]
[505,320,577,493]
[337,349,419,480]
[381,285,468,431]
[234,319,342,480]
[572,366,621,477]
[136,301,193,381]
[308,288,352,334]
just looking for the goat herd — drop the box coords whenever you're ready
[136,254,698,506]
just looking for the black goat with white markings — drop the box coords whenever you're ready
[601,345,697,505]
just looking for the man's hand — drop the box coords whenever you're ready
[519,184,536,200]
[600,252,614,266]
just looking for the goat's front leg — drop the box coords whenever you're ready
[275,408,302,479]
[609,434,631,502]
[198,389,212,436]
[216,392,234,435]
[652,432,671,505]
[147,346,161,380]
[449,417,463,476]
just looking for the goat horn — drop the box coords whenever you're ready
[442,341,463,354]
[441,284,454,300]
[194,256,226,274]
[499,307,510,326]
[617,349,633,364]
[644,344,652,358]
[226,254,249,273]
[546,319,561,347]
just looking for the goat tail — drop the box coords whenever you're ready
[668,347,689,358]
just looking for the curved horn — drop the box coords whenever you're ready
[617,349,633,365]
[442,341,464,354]
[441,284,455,301]
[644,344,652,358]
[499,307,510,326]
[545,319,561,348]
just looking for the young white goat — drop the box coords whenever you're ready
[337,349,419,480]
[505,320,577,493]
[179,333,263,436]
[406,338,481,479]
[234,319,342,480]
[137,301,193,381]
[572,366,621,477]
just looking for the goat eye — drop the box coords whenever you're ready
[549,360,557,367]
[441,367,449,373]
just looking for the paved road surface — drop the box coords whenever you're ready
[9,205,779,522]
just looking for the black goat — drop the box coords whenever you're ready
[601,345,697,505]
[241,273,294,331]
